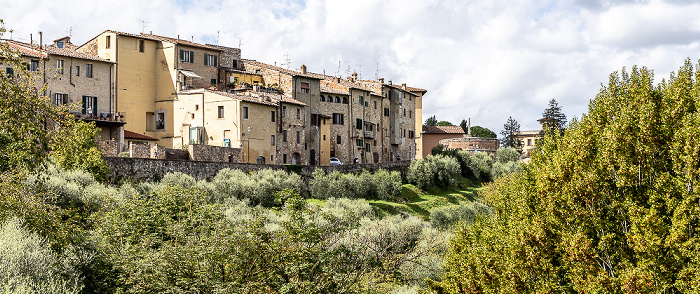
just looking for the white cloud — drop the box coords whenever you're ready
[3,0,700,133]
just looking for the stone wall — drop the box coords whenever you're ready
[439,137,500,154]
[188,144,242,162]
[104,157,411,183]
[129,143,151,158]
[99,140,120,157]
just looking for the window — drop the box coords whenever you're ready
[56,59,64,74]
[271,111,276,123]
[320,95,325,102]
[283,130,288,142]
[342,97,348,104]
[53,93,67,106]
[271,135,275,146]
[106,36,111,49]
[297,131,301,144]
[82,96,97,115]
[218,106,224,118]
[409,110,412,118]
[356,139,364,147]
[210,78,217,85]
[156,112,165,130]
[283,154,288,164]
[282,105,287,117]
[243,106,249,119]
[179,49,194,63]
[29,60,39,72]
[374,101,377,109]
[86,64,93,78]
[323,135,326,141]
[403,108,406,117]
[356,118,362,130]
[332,113,344,125]
[300,82,309,93]
[336,135,341,144]
[384,108,389,116]
[75,66,79,76]
[56,40,64,48]
[409,130,415,139]
[5,67,13,77]
[204,54,218,66]
[270,155,274,162]
[139,40,145,53]
[335,96,340,103]
[527,139,532,146]
[296,108,300,119]
[311,114,320,126]
[359,96,364,105]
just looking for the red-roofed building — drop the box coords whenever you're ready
[421,125,466,158]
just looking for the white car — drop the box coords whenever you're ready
[330,157,343,166]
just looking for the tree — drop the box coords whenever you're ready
[424,115,437,126]
[499,116,522,149]
[541,98,567,132]
[436,121,454,126]
[435,60,700,293]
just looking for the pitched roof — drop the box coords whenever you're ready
[405,86,427,93]
[204,89,279,107]
[423,125,465,134]
[242,59,322,79]
[3,40,113,63]
[279,95,307,106]
[140,33,221,51]
[124,130,159,141]
[79,30,162,48]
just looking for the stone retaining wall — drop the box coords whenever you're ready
[104,157,411,183]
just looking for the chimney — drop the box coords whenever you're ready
[300,64,307,74]
[378,77,384,84]
[30,33,33,46]
[351,72,358,82]
[39,31,43,48]
[388,80,392,86]
[468,118,472,137]
[402,83,406,90]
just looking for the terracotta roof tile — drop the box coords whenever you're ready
[242,59,322,79]
[423,125,465,134]
[140,33,220,51]
[203,89,279,107]
[124,130,159,141]
[3,40,114,63]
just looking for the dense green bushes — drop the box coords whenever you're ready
[429,201,491,230]
[309,169,402,200]
[407,154,461,189]
[436,61,700,293]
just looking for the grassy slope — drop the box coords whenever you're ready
[308,177,485,221]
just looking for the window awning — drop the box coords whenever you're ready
[180,69,203,79]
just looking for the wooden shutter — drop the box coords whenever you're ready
[190,51,195,63]
[63,94,68,105]
[93,97,98,116]
[82,96,87,114]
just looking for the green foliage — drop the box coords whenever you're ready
[0,218,83,294]
[431,144,445,155]
[542,98,567,132]
[310,169,402,200]
[429,201,491,230]
[206,168,306,206]
[49,118,110,182]
[437,60,700,293]
[500,116,522,149]
[471,126,497,138]
[424,115,437,126]
[407,155,461,189]
[436,121,453,126]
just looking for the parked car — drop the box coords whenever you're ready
[330,157,343,166]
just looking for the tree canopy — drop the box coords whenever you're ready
[436,60,700,293]
[499,116,522,149]
[541,98,567,132]
[425,115,438,126]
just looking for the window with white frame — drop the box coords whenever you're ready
[53,93,67,106]
[56,59,64,74]
[204,53,218,66]
[180,49,194,63]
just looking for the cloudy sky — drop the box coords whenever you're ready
[3,0,700,132]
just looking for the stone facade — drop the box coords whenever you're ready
[188,144,242,162]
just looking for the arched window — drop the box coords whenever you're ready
[335,96,340,103]
[342,97,348,104]
[320,95,325,102]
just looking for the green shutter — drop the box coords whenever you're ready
[93,97,98,116]
[180,49,184,61]
[356,118,362,130]
[190,51,195,63]
[82,96,87,114]
[214,55,218,67]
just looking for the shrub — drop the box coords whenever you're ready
[468,151,494,181]
[210,168,305,206]
[407,155,461,189]
[429,201,491,230]
[309,169,402,200]
[495,147,520,163]
[0,218,83,294]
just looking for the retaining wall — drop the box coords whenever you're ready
[104,157,411,183]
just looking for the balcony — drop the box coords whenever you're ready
[364,130,374,139]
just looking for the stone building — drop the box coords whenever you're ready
[421,125,466,158]
[439,137,500,155]
[3,37,125,150]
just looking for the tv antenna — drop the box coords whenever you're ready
[216,31,220,45]
[375,62,380,80]
[139,20,148,33]
[281,52,291,69]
